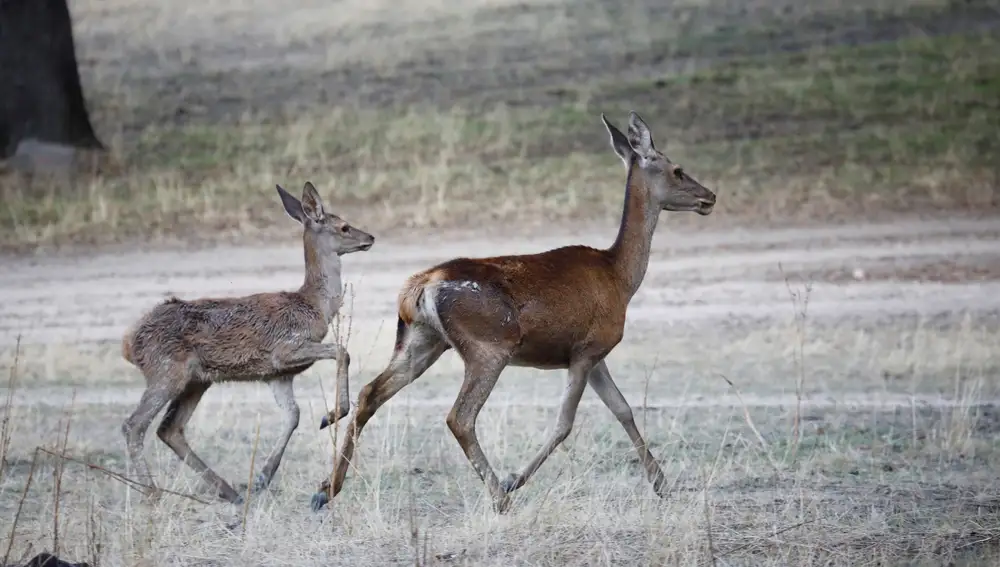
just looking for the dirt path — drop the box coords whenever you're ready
[2,216,998,347]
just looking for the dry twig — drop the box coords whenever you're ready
[36,446,211,505]
[3,447,39,565]
[716,373,780,472]
[242,413,262,535]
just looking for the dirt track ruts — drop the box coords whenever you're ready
[2,216,998,347]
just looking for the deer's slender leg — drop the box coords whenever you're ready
[156,381,243,503]
[500,359,592,494]
[446,351,511,513]
[586,360,668,496]
[274,341,346,371]
[319,347,352,429]
[234,376,301,494]
[312,324,447,511]
[122,371,187,498]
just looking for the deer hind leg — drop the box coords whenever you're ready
[244,376,299,494]
[446,350,512,513]
[434,281,522,512]
[586,360,668,497]
[312,322,447,511]
[500,358,592,495]
[121,364,188,500]
[156,381,242,503]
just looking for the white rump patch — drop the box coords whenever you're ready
[419,280,482,336]
[439,280,482,293]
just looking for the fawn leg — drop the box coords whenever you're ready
[275,342,344,371]
[319,348,352,429]
[122,372,186,498]
[311,324,446,511]
[244,376,300,493]
[156,381,243,503]
[500,359,592,494]
[587,360,668,496]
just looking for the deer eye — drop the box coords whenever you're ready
[340,225,350,234]
[674,168,684,180]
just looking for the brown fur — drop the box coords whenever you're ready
[313,111,716,514]
[121,181,374,504]
[410,245,627,368]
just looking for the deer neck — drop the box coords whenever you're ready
[299,233,344,324]
[608,157,660,299]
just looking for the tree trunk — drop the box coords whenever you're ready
[0,0,103,159]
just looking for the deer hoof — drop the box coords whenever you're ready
[652,475,670,499]
[500,473,521,494]
[493,493,512,515]
[310,491,330,512]
[232,492,245,506]
[237,473,270,495]
[319,415,330,430]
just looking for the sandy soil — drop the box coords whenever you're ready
[2,216,998,401]
[4,217,998,345]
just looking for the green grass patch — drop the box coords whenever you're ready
[1,9,997,251]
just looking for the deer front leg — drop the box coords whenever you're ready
[274,341,352,430]
[500,358,591,495]
[586,360,669,497]
[273,341,346,371]
[319,347,352,430]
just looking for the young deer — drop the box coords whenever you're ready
[121,181,374,504]
[311,111,716,513]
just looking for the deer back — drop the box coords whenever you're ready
[124,292,327,381]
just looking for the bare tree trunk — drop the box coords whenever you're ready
[0,0,103,159]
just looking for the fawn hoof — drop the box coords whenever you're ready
[310,491,330,512]
[500,473,521,494]
[493,493,512,515]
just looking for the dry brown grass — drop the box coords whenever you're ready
[0,0,997,252]
[2,300,1000,565]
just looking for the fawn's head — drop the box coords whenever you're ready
[602,111,716,216]
[276,181,375,256]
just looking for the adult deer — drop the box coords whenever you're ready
[312,111,716,513]
[121,181,373,504]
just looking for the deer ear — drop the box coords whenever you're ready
[276,184,305,224]
[602,113,632,165]
[300,181,325,222]
[626,111,655,155]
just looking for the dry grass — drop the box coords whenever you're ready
[2,303,1000,565]
[0,0,997,252]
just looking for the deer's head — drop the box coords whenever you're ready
[602,111,716,216]
[276,181,375,256]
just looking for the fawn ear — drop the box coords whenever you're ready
[300,181,325,222]
[276,184,305,224]
[626,111,656,155]
[602,113,632,165]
